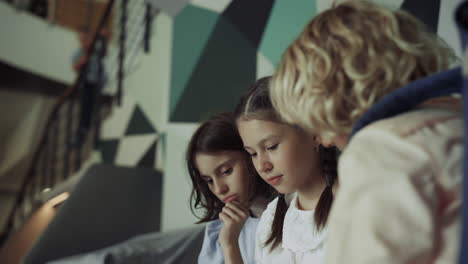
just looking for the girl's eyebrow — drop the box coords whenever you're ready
[214,157,236,174]
[199,157,235,179]
[201,175,212,182]
[244,134,280,150]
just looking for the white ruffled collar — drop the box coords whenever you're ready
[249,196,270,218]
[282,195,327,253]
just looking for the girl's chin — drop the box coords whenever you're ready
[238,199,253,209]
[274,185,293,195]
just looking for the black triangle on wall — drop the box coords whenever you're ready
[137,140,157,168]
[222,0,274,48]
[401,0,440,33]
[125,105,157,136]
[99,139,120,164]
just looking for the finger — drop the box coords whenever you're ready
[218,212,230,223]
[225,203,248,220]
[231,200,248,210]
[225,201,245,211]
[222,206,242,222]
[225,203,248,218]
[230,200,250,212]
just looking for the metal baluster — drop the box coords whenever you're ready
[117,0,128,105]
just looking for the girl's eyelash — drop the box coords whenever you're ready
[267,144,278,150]
[204,166,233,184]
[223,168,233,175]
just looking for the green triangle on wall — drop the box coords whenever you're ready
[170,5,220,117]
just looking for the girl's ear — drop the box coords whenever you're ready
[314,144,319,153]
[333,135,348,151]
[311,135,321,152]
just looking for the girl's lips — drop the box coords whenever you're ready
[266,175,283,185]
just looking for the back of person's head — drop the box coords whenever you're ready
[270,0,457,142]
[234,77,338,250]
[186,112,273,223]
[234,76,280,122]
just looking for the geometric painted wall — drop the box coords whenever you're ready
[170,1,268,122]
[169,0,450,123]
[401,0,440,32]
[101,0,450,169]
[170,0,316,122]
[100,95,159,169]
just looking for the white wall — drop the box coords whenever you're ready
[124,13,203,230]
[0,2,77,84]
[161,123,202,231]
[0,90,54,181]
[106,13,202,231]
[438,0,464,57]
[121,12,172,132]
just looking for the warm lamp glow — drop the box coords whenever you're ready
[46,192,70,207]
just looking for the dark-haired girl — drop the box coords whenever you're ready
[186,112,275,264]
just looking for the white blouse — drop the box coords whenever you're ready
[255,194,327,264]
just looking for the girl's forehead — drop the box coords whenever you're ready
[195,151,243,167]
[237,110,280,123]
[238,118,290,136]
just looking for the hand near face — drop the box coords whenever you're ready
[218,201,249,247]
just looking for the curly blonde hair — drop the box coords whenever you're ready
[270,0,456,141]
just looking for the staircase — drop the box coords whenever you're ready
[0,0,157,252]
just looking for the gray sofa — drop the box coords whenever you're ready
[22,164,202,264]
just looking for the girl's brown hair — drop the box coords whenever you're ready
[186,112,274,223]
[234,77,338,250]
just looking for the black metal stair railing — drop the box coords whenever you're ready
[3,0,117,236]
[0,0,157,241]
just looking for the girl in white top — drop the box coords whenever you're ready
[233,77,339,263]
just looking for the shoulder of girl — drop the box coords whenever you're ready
[284,192,296,205]
[261,196,285,219]
[265,196,280,211]
[205,219,223,235]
